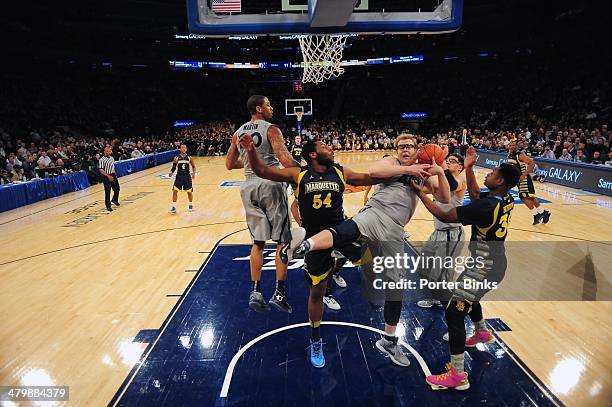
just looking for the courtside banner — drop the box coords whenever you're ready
[475,149,612,196]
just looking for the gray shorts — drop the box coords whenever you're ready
[240,178,290,242]
[353,206,406,297]
[352,206,405,242]
[420,227,466,282]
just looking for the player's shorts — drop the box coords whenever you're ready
[303,241,361,286]
[240,177,290,242]
[352,206,405,242]
[517,174,536,199]
[173,175,193,192]
[419,227,466,290]
[352,206,407,301]
[304,249,335,286]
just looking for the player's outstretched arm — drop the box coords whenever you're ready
[240,134,300,183]
[268,126,299,168]
[411,179,459,223]
[225,133,244,170]
[368,156,431,178]
[464,146,481,201]
[343,167,384,187]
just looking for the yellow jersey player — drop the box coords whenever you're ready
[239,134,379,368]
[412,146,521,390]
[168,144,196,214]
[507,141,551,224]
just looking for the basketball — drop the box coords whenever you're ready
[418,144,445,165]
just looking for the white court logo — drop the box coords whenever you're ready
[233,250,357,271]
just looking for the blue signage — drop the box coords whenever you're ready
[401,112,428,119]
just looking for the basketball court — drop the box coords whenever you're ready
[1,151,610,406]
[1,0,611,405]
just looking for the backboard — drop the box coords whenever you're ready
[187,0,463,36]
[285,99,313,116]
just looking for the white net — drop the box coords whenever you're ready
[298,34,349,84]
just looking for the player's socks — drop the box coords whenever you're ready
[473,319,487,332]
[252,280,261,293]
[536,206,544,214]
[276,280,285,293]
[384,334,398,344]
[310,320,321,341]
[450,354,465,373]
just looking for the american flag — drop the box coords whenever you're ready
[211,0,241,13]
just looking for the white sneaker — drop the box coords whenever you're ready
[375,338,410,367]
[323,295,341,311]
[417,299,441,308]
[332,274,347,288]
[169,207,177,214]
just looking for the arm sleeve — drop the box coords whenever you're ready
[171,162,177,172]
[444,169,459,192]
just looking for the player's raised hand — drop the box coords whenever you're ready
[429,159,444,175]
[239,133,254,151]
[404,164,432,179]
[464,146,476,168]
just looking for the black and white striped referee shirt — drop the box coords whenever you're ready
[99,155,116,175]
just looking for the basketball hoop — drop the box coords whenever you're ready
[298,34,349,84]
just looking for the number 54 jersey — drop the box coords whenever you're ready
[295,163,346,237]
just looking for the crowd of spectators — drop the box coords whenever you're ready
[2,47,610,186]
[2,118,609,186]
[0,127,175,185]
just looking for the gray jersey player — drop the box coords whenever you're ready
[226,95,299,313]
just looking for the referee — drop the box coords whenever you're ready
[99,145,120,211]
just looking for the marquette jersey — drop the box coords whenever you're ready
[289,143,303,163]
[175,154,191,177]
[173,154,193,192]
[456,192,514,241]
[506,151,527,174]
[295,164,346,237]
[507,151,536,198]
[237,119,280,178]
